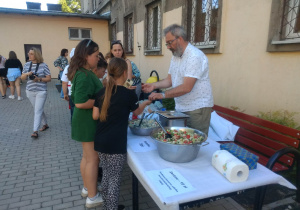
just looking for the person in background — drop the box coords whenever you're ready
[93,57,151,210]
[92,56,108,184]
[21,48,51,138]
[61,48,75,121]
[5,51,23,100]
[54,48,69,98]
[0,54,7,99]
[93,57,107,85]
[142,24,214,135]
[109,41,142,98]
[67,39,103,208]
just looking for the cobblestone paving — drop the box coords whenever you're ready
[0,80,246,210]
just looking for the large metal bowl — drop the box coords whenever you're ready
[150,127,208,163]
[128,119,159,136]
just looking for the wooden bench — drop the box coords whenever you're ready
[212,105,300,209]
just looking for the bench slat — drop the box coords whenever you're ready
[218,141,289,171]
[217,112,299,148]
[236,135,294,167]
[238,128,290,151]
[213,105,300,138]
[213,105,300,173]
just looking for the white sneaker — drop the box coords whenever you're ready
[18,96,23,101]
[81,187,88,197]
[86,192,103,208]
[8,95,15,99]
[81,184,102,197]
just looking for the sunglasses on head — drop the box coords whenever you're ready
[111,40,121,46]
[86,39,92,48]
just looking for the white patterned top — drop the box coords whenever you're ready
[168,43,214,112]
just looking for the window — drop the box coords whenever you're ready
[69,28,91,40]
[187,0,219,49]
[267,0,300,51]
[280,0,300,41]
[111,22,117,41]
[24,44,42,62]
[145,1,161,55]
[124,14,134,54]
[92,0,97,10]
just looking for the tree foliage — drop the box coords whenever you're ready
[59,0,81,13]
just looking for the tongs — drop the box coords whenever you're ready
[145,111,155,119]
[154,118,172,139]
[137,113,146,127]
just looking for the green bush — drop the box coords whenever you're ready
[256,110,300,130]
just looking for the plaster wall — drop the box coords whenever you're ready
[0,13,109,77]
[116,1,300,124]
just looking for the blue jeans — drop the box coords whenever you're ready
[59,71,64,98]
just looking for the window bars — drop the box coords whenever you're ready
[146,1,161,51]
[187,0,219,48]
[124,14,134,54]
[281,0,300,40]
[111,22,117,42]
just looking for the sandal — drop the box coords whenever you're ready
[39,125,49,131]
[31,132,38,138]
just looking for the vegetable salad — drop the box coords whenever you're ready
[156,129,205,145]
[129,119,159,129]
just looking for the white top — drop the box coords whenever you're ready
[61,65,72,95]
[0,56,6,69]
[127,129,296,210]
[168,43,214,112]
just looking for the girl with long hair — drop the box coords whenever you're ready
[5,51,23,100]
[67,39,103,208]
[93,57,151,209]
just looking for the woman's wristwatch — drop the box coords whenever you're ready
[161,92,165,99]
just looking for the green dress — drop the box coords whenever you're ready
[71,68,103,142]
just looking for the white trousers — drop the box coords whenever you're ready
[26,90,48,131]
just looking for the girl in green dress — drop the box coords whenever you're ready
[67,39,103,208]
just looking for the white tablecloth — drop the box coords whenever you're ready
[127,129,296,210]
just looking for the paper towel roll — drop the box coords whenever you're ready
[212,150,249,183]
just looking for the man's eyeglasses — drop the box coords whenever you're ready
[86,39,92,48]
[165,37,178,46]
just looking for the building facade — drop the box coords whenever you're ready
[83,0,300,125]
[0,6,110,78]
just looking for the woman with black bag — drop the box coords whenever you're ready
[21,48,51,138]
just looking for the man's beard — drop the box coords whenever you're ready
[172,44,184,57]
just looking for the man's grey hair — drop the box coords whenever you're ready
[163,24,188,41]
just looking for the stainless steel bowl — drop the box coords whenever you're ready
[128,119,159,136]
[150,127,208,163]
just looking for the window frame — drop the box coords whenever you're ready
[68,28,92,40]
[144,1,162,56]
[183,0,222,54]
[284,0,300,39]
[124,13,134,55]
[110,22,117,42]
[267,0,300,52]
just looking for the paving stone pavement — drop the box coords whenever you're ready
[0,79,294,210]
